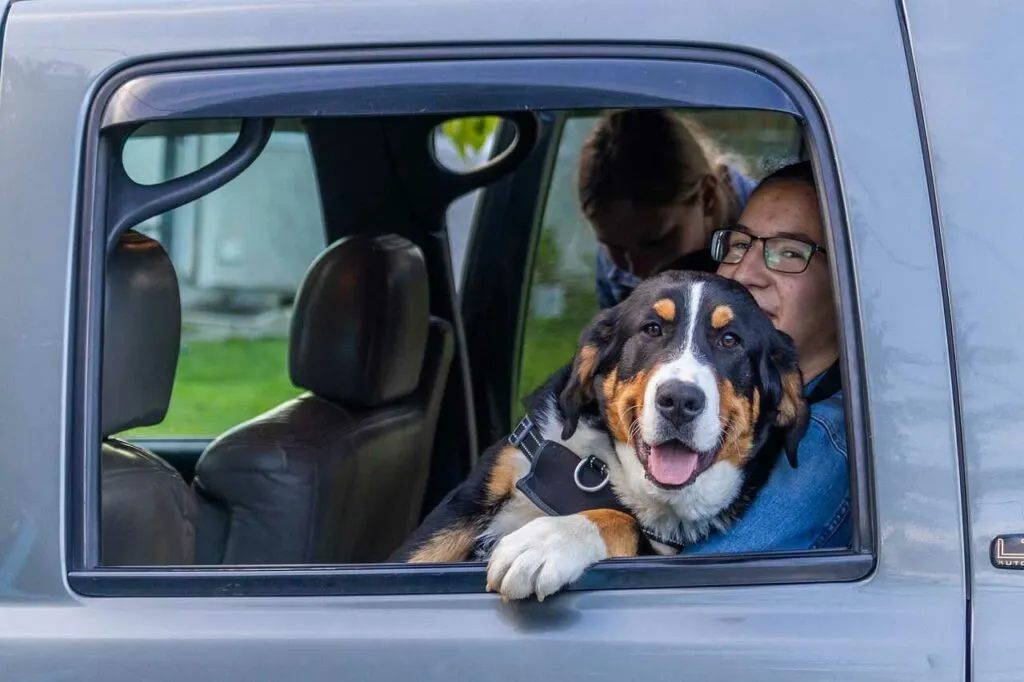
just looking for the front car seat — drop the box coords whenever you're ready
[100,230,199,566]
[192,233,453,565]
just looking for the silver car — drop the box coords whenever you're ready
[0,0,1016,680]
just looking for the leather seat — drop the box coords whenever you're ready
[100,230,200,566]
[192,233,454,565]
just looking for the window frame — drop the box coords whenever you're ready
[69,44,873,598]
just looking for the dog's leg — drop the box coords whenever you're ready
[396,445,528,563]
[405,522,481,563]
[485,508,640,602]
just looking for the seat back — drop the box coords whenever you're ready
[193,234,453,565]
[100,230,199,566]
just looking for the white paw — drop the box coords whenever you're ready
[485,515,607,602]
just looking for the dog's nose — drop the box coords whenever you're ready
[655,380,706,425]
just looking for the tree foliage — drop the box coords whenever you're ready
[441,116,500,160]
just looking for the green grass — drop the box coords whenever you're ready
[125,337,299,438]
[514,284,599,418]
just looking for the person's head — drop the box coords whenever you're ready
[712,161,837,382]
[578,109,744,279]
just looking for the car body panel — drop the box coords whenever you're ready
[0,0,965,679]
[904,2,1024,680]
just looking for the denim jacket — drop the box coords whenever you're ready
[682,368,851,554]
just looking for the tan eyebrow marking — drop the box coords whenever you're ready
[577,345,598,383]
[653,298,676,322]
[711,305,734,329]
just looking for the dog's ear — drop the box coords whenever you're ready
[558,305,621,440]
[757,329,809,468]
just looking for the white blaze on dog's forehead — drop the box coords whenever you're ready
[682,280,704,353]
[640,280,722,454]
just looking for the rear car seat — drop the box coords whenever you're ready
[100,230,200,566]
[192,233,454,565]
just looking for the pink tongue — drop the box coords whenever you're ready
[648,442,699,485]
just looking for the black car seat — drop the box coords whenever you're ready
[100,230,200,566]
[192,233,453,565]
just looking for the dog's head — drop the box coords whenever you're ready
[559,270,809,495]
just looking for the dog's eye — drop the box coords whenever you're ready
[642,322,662,337]
[720,332,741,348]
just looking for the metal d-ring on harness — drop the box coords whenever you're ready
[574,455,610,493]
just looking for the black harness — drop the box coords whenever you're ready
[508,414,687,550]
[509,362,843,552]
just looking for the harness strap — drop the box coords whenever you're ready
[509,415,627,517]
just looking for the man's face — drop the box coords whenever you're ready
[716,180,837,380]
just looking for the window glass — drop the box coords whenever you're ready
[92,102,851,582]
[120,121,325,439]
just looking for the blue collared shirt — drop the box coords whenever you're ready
[682,369,851,553]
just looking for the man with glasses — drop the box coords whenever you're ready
[684,160,851,554]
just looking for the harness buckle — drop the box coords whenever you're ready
[573,455,610,493]
[508,414,535,448]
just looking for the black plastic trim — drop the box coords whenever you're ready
[105,118,273,252]
[101,58,797,128]
[69,551,872,598]
[459,111,561,447]
[71,42,876,597]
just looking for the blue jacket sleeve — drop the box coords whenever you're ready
[682,394,852,554]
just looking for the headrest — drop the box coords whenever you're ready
[101,230,182,437]
[289,234,429,407]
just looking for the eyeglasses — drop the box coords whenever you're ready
[710,227,826,274]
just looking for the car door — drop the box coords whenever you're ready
[902,2,1024,680]
[0,1,966,680]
